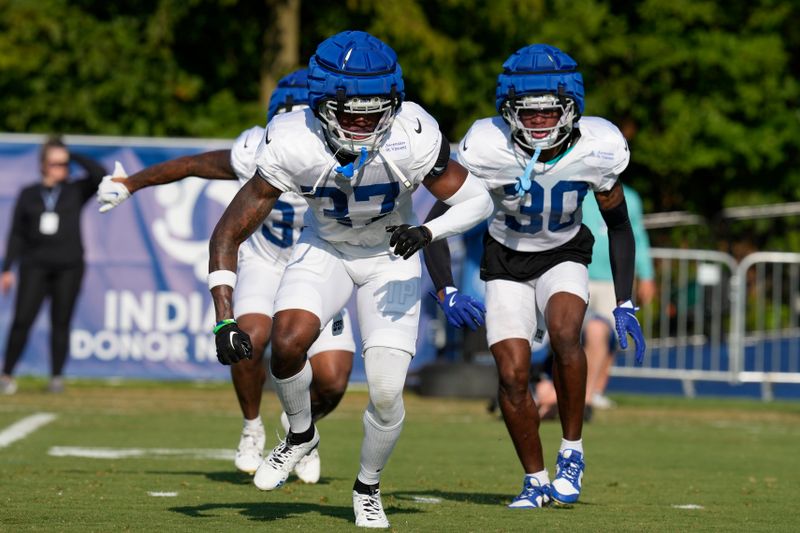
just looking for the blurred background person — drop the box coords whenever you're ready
[1,136,106,394]
[582,184,655,410]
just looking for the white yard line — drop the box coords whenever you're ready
[0,413,57,448]
[672,504,705,510]
[49,446,234,460]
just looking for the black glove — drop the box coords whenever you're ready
[214,320,253,365]
[386,224,433,259]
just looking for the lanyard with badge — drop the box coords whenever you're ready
[39,185,61,235]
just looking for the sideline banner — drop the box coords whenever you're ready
[0,134,441,382]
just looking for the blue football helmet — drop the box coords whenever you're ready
[308,30,404,155]
[267,68,310,122]
[496,44,584,150]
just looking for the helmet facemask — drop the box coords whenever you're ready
[318,95,397,156]
[502,94,577,151]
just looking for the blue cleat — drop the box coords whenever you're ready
[508,475,551,509]
[551,449,585,505]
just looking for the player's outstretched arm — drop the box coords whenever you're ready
[596,181,646,363]
[124,150,236,193]
[387,159,493,260]
[422,159,493,242]
[97,150,235,213]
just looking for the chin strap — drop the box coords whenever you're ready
[335,146,369,179]
[514,145,541,198]
[379,149,413,189]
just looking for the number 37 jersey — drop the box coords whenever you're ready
[458,116,630,253]
[230,125,308,265]
[253,103,443,254]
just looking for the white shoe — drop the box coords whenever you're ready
[353,489,390,528]
[591,392,616,410]
[280,411,321,483]
[254,427,319,490]
[47,377,65,394]
[234,422,265,474]
[0,376,17,395]
[294,448,321,483]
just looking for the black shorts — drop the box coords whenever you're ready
[480,224,594,283]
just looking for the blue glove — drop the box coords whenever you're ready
[430,287,486,331]
[612,300,646,365]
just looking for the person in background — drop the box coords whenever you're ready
[1,136,106,394]
[582,184,655,409]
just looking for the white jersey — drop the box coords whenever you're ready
[230,125,308,265]
[230,126,356,354]
[254,102,443,256]
[458,116,629,252]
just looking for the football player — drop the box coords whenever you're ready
[423,44,646,508]
[207,31,493,528]
[96,69,356,484]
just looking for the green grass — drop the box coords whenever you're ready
[1,379,799,532]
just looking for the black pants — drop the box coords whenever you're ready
[2,263,84,377]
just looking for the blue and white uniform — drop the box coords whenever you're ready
[458,116,629,346]
[254,103,443,355]
[229,124,355,356]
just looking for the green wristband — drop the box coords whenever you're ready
[213,318,236,334]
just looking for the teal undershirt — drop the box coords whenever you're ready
[583,184,654,282]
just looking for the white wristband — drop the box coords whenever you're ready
[208,270,237,290]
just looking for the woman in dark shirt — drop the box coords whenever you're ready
[1,136,106,394]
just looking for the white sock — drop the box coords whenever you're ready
[244,415,263,431]
[271,361,313,434]
[560,438,583,455]
[357,410,404,486]
[526,469,550,486]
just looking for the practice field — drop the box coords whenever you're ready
[1,380,798,532]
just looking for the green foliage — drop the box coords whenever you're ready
[0,0,269,137]
[1,0,799,228]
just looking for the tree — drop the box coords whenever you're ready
[1,0,798,224]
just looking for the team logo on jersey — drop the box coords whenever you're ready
[414,118,422,134]
[151,178,239,281]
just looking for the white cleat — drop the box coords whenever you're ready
[294,448,321,484]
[280,411,321,483]
[234,423,265,474]
[0,376,17,395]
[254,427,319,491]
[591,392,616,410]
[353,489,390,528]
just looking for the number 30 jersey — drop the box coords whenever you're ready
[457,116,629,253]
[253,103,443,255]
[230,125,307,266]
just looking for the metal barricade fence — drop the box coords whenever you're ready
[610,248,800,399]
[731,252,800,399]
